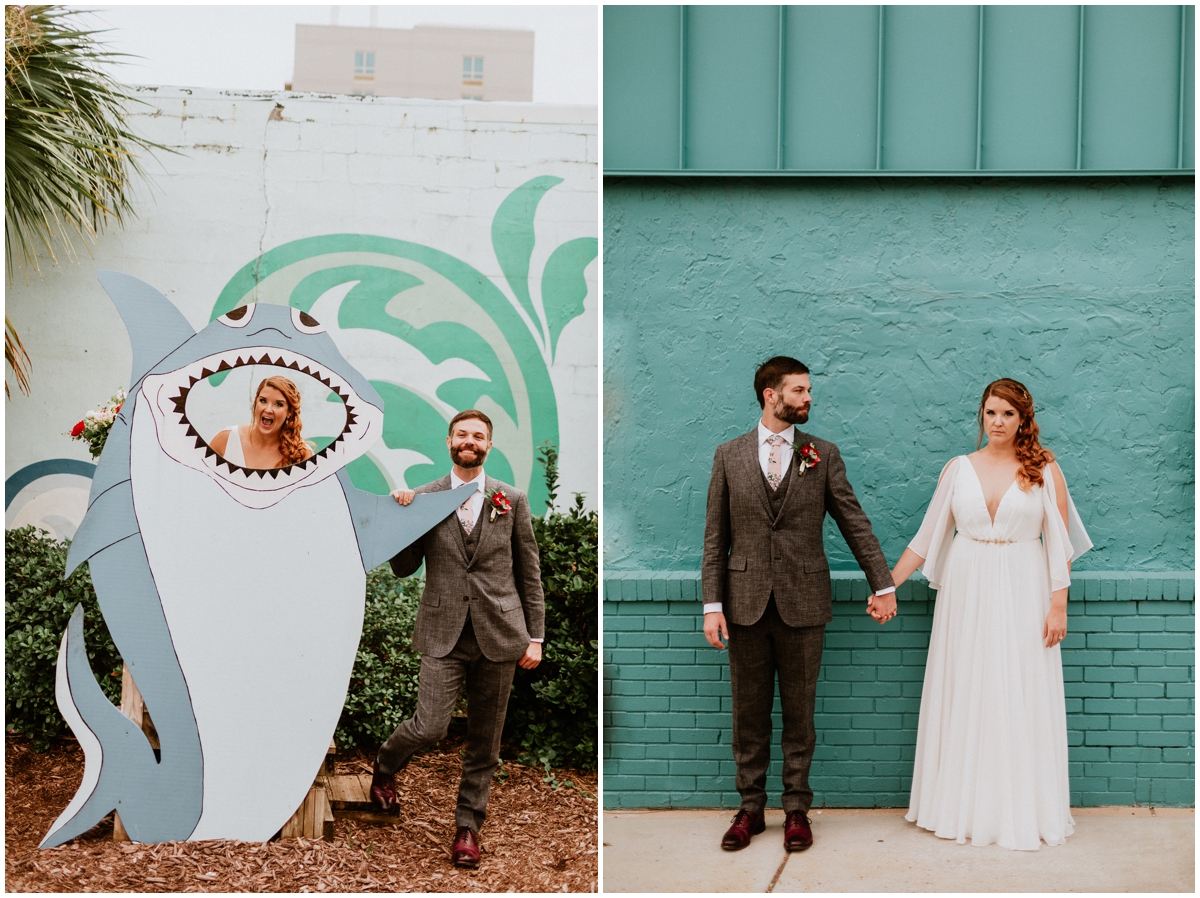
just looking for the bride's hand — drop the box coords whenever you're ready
[1044,605,1067,647]
[390,488,416,506]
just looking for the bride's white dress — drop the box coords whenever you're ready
[905,456,1092,850]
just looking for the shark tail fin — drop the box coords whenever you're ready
[39,606,157,848]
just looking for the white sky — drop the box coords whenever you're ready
[64,4,598,105]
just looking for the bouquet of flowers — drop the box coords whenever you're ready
[67,389,126,459]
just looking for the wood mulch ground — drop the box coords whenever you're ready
[5,733,597,892]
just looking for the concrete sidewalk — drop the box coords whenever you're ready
[602,807,1194,892]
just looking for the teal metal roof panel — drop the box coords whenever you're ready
[782,5,879,171]
[1185,5,1195,169]
[881,5,980,171]
[684,5,781,170]
[1082,5,1182,170]
[603,4,1195,176]
[603,5,682,171]
[981,6,1080,171]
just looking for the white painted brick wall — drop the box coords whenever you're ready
[6,87,597,514]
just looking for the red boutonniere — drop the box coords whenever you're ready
[792,441,821,476]
[487,489,512,522]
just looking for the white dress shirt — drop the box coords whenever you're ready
[757,421,796,479]
[449,468,542,643]
[703,421,894,615]
[450,467,486,528]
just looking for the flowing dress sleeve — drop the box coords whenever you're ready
[908,457,960,592]
[1040,462,1094,592]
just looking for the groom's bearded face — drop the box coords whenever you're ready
[775,394,809,425]
[772,373,812,424]
[448,419,492,469]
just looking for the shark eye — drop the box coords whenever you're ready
[291,307,325,334]
[218,304,255,328]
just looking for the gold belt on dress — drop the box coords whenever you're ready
[963,536,1038,545]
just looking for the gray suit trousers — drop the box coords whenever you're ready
[727,596,825,816]
[376,617,516,831]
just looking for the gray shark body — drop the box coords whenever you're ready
[41,272,470,847]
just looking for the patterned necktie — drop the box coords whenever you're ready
[459,497,475,535]
[766,434,785,491]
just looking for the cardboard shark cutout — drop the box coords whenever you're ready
[41,271,472,847]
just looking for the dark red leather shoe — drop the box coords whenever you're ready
[784,810,813,851]
[451,826,481,868]
[721,809,765,850]
[369,759,396,812]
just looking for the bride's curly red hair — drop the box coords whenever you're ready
[252,376,310,467]
[975,378,1055,491]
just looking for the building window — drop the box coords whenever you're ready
[354,50,376,80]
[462,55,483,86]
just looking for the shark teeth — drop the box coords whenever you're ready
[162,346,366,487]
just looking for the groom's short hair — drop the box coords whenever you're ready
[754,356,810,408]
[449,409,493,440]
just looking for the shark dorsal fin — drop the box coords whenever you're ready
[97,271,196,387]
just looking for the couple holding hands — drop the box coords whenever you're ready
[220,380,542,868]
[702,356,1091,854]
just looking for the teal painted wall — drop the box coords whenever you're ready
[604,574,1195,809]
[603,177,1194,574]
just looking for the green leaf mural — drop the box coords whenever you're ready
[542,237,598,360]
[491,175,563,337]
[206,178,591,507]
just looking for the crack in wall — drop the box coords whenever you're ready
[255,105,275,290]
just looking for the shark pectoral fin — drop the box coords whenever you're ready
[65,482,139,577]
[97,271,196,387]
[337,470,474,570]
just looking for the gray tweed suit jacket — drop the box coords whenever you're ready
[390,475,545,663]
[702,428,892,628]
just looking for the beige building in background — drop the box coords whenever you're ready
[290,24,533,101]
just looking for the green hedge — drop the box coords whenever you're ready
[4,526,123,749]
[5,449,598,770]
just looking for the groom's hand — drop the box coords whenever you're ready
[703,612,729,650]
[518,641,542,669]
[389,488,416,505]
[867,592,897,624]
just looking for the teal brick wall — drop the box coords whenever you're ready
[603,572,1195,809]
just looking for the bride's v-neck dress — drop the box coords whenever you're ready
[905,456,1092,850]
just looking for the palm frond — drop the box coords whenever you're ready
[5,315,31,398]
[5,5,167,396]
[5,5,164,274]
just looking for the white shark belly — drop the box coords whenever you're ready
[131,409,365,841]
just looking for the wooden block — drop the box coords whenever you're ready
[333,808,401,825]
[281,782,335,841]
[317,784,334,841]
[280,800,301,839]
[118,665,160,750]
[351,774,370,805]
[119,667,143,728]
[328,774,370,808]
[326,773,397,824]
[113,811,129,842]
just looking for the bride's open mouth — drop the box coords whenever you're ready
[140,345,382,506]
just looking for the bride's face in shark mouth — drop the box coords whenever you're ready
[253,386,291,439]
[139,344,383,510]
